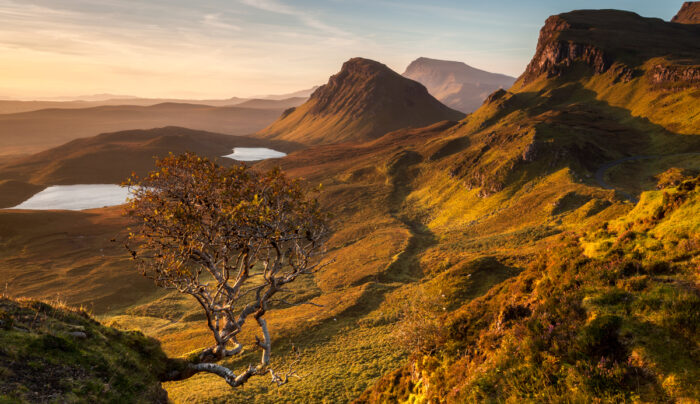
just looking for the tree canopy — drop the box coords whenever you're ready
[124,153,329,387]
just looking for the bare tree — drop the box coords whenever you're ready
[124,153,329,387]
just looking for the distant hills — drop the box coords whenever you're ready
[256,57,464,145]
[403,57,515,113]
[1,4,699,403]
[253,86,319,100]
[0,103,294,156]
[0,91,313,114]
[0,126,300,207]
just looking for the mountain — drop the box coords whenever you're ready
[402,57,515,113]
[39,93,138,101]
[0,97,252,115]
[672,1,700,24]
[2,6,699,404]
[0,103,287,156]
[355,7,700,402]
[254,86,319,100]
[234,97,307,110]
[255,57,465,145]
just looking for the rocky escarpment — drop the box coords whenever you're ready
[520,15,610,85]
[520,10,700,85]
[671,2,700,24]
[648,64,700,88]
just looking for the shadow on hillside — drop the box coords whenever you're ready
[468,82,700,203]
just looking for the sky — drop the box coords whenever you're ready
[0,0,686,100]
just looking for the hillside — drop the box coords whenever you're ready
[353,7,700,402]
[672,1,700,24]
[256,58,464,145]
[0,297,170,403]
[0,97,250,115]
[234,97,307,110]
[0,103,287,156]
[403,57,515,113]
[0,127,300,209]
[0,5,698,404]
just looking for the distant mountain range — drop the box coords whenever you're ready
[0,103,292,156]
[256,57,464,145]
[403,57,515,113]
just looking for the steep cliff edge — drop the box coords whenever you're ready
[672,1,700,24]
[519,10,700,86]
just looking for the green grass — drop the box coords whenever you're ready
[0,297,170,403]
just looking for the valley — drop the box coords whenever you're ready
[0,2,698,403]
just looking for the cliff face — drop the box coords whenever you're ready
[257,58,464,145]
[520,10,700,85]
[672,1,700,24]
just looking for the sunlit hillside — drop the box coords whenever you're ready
[0,2,698,403]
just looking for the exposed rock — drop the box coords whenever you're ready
[520,10,700,85]
[521,15,611,84]
[609,63,637,83]
[522,140,540,162]
[484,88,507,104]
[671,2,700,24]
[68,331,88,339]
[648,64,700,87]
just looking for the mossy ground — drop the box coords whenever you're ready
[0,297,169,403]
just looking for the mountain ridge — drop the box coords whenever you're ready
[256,57,465,145]
[403,57,515,113]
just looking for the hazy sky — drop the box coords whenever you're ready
[0,0,685,99]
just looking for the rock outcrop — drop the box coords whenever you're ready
[520,10,700,85]
[671,2,700,24]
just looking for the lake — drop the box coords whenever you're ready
[10,184,132,211]
[223,147,287,161]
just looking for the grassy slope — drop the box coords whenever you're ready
[354,10,700,404]
[0,10,697,403]
[358,177,700,403]
[0,297,170,403]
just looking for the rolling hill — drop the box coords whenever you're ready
[0,103,289,156]
[0,127,301,208]
[256,57,465,145]
[0,97,246,115]
[402,57,515,113]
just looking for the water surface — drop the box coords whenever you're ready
[11,184,132,211]
[223,147,286,161]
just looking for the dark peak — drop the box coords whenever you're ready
[337,57,400,82]
[309,57,430,115]
[309,57,404,101]
[520,9,700,85]
[672,1,700,24]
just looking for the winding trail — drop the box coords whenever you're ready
[594,153,700,203]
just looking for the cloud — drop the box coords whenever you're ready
[202,13,242,32]
[237,0,350,38]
